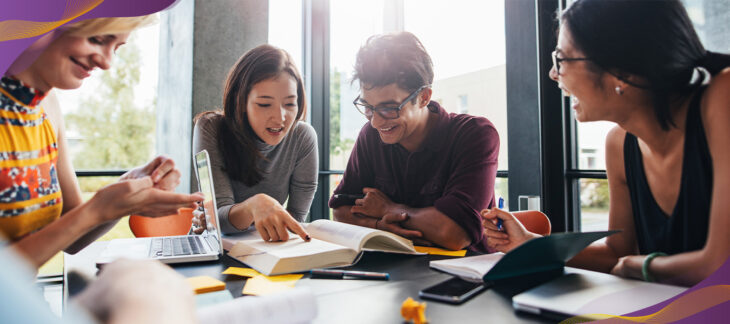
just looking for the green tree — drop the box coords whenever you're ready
[329,68,354,159]
[66,35,155,187]
[581,179,609,209]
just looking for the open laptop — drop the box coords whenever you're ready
[512,267,686,320]
[97,150,222,264]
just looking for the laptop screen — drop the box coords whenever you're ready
[194,150,222,253]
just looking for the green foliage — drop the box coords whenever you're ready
[66,36,155,170]
[329,68,354,157]
[580,179,609,209]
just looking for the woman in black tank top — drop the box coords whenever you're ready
[481,0,730,286]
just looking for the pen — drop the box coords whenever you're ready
[310,269,389,280]
[497,197,504,231]
[334,193,366,200]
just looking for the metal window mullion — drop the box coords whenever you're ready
[305,0,331,221]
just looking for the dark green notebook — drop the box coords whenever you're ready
[482,230,619,282]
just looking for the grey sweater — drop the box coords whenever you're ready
[192,114,318,233]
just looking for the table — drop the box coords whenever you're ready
[65,242,552,323]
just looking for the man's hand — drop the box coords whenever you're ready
[350,188,398,218]
[375,212,423,239]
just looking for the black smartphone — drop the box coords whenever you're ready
[418,277,487,304]
[333,193,365,204]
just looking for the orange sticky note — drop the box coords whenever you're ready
[186,276,226,294]
[414,246,467,257]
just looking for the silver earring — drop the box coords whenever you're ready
[615,86,623,95]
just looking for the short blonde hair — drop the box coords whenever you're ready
[63,15,158,37]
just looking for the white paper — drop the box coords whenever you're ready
[196,288,317,324]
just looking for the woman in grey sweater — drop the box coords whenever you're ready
[193,45,318,242]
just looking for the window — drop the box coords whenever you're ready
[404,0,509,174]
[328,0,383,171]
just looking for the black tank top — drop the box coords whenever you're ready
[623,87,713,255]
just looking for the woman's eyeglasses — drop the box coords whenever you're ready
[552,50,591,75]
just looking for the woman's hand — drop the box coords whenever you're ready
[350,188,398,218]
[610,255,644,280]
[90,177,203,222]
[481,208,541,253]
[120,156,181,191]
[241,194,310,242]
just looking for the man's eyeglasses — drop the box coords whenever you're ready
[353,84,431,120]
[552,50,591,75]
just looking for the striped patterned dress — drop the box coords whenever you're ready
[0,77,62,240]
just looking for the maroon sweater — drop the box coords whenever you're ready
[329,101,499,252]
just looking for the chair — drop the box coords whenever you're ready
[128,208,194,238]
[512,210,551,236]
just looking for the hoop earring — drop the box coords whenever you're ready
[615,86,624,95]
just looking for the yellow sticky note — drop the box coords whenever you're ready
[414,246,467,257]
[242,274,303,296]
[263,273,303,285]
[222,267,262,278]
[186,276,226,294]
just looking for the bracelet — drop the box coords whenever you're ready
[642,252,667,282]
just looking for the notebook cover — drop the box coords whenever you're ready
[483,230,619,282]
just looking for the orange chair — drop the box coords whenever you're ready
[128,208,195,238]
[512,210,551,236]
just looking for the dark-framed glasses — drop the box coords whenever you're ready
[552,50,591,75]
[353,84,431,120]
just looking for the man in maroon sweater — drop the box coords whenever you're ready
[329,32,499,252]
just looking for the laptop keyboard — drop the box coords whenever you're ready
[149,236,205,258]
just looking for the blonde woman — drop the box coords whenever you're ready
[1,16,203,269]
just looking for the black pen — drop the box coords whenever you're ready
[310,269,389,280]
[333,194,366,200]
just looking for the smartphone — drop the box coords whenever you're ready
[418,277,487,304]
[333,193,365,204]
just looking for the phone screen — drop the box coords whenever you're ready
[419,277,487,304]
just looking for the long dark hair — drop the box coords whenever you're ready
[195,45,307,186]
[561,0,730,130]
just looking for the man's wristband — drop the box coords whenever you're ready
[642,252,667,282]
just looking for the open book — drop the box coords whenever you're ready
[222,219,420,276]
[430,231,618,282]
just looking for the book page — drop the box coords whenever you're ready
[228,236,350,259]
[197,288,317,324]
[305,220,378,250]
[429,253,504,282]
[360,233,417,254]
